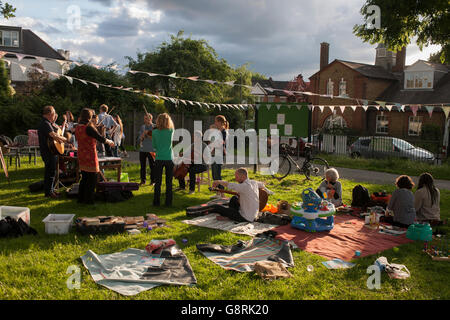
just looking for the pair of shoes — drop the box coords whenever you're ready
[188,190,195,195]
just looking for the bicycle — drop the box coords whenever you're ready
[270,142,330,180]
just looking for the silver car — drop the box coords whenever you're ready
[349,136,435,162]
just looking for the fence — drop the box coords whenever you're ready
[318,134,445,164]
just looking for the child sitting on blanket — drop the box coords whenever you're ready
[316,168,343,207]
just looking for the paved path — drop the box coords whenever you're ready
[124,151,450,189]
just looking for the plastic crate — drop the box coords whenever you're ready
[0,206,31,225]
[42,214,75,234]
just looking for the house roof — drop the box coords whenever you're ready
[1,28,66,60]
[309,59,399,81]
[377,70,450,104]
[405,60,450,73]
[251,78,291,96]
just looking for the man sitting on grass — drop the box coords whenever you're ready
[210,168,272,222]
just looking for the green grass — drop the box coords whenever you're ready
[0,158,449,300]
[318,153,450,181]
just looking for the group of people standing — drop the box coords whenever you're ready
[37,105,127,202]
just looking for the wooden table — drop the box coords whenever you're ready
[59,155,122,183]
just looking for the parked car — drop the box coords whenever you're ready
[349,136,435,162]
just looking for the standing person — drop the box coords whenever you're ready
[97,104,117,157]
[152,113,175,206]
[139,113,156,186]
[415,173,441,225]
[111,114,126,158]
[176,130,208,194]
[75,108,115,204]
[64,111,75,133]
[383,175,416,228]
[37,106,68,199]
[113,114,128,158]
[210,115,228,199]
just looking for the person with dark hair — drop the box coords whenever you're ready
[37,105,68,199]
[384,175,416,228]
[75,108,115,204]
[415,173,441,225]
[139,113,155,186]
[97,104,117,157]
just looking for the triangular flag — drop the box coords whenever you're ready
[188,101,194,106]
[318,105,325,113]
[15,53,25,62]
[276,104,281,110]
[394,103,402,111]
[224,81,235,86]
[339,106,346,114]
[376,101,386,108]
[128,70,139,74]
[328,106,335,112]
[362,105,369,112]
[168,73,177,78]
[256,104,260,110]
[442,106,450,119]
[350,105,357,112]
[385,105,393,112]
[287,105,292,109]
[18,64,27,74]
[296,105,302,111]
[64,76,73,84]
[424,106,434,118]
[266,104,271,110]
[180,100,187,105]
[362,100,368,106]
[90,82,99,89]
[55,60,65,66]
[410,105,419,117]
[205,80,216,84]
[187,76,199,81]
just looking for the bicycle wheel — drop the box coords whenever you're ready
[303,157,329,180]
[270,154,291,180]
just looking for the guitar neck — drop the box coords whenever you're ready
[209,187,239,196]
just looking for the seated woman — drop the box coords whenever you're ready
[383,175,416,228]
[415,173,441,225]
[316,168,343,207]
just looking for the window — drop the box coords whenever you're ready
[279,96,287,102]
[267,95,275,102]
[323,115,347,129]
[0,30,19,47]
[408,116,423,136]
[326,78,334,96]
[376,115,389,134]
[339,78,347,96]
[377,48,386,57]
[404,72,433,89]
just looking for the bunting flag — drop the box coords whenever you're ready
[224,81,235,86]
[187,76,199,81]
[18,64,27,74]
[350,105,357,112]
[385,105,393,112]
[296,105,302,111]
[410,105,419,117]
[266,104,271,110]
[90,82,99,89]
[0,51,6,59]
[339,105,346,114]
[318,105,325,113]
[77,79,87,85]
[276,104,281,110]
[15,53,25,62]
[255,104,260,110]
[443,106,450,119]
[376,101,386,108]
[64,76,73,84]
[328,106,335,113]
[168,73,177,78]
[424,106,434,118]
[373,105,380,111]
[362,100,369,106]
[361,105,369,112]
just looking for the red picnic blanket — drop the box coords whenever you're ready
[273,215,413,261]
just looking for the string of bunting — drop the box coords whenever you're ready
[1,50,449,117]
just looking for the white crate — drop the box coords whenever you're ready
[0,206,31,225]
[42,214,75,235]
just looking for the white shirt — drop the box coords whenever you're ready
[228,179,265,222]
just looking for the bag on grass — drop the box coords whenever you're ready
[351,185,370,208]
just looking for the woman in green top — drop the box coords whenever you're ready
[152,113,175,206]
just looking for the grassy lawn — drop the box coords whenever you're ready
[0,158,449,300]
[317,153,450,181]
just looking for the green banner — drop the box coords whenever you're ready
[256,102,309,137]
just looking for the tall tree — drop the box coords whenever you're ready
[353,0,450,63]
[0,59,13,102]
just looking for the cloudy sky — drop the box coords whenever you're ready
[2,0,441,80]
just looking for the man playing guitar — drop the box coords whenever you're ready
[210,168,273,222]
[37,106,68,199]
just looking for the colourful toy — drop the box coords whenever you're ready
[355,250,361,257]
[291,188,336,232]
[424,235,449,261]
[406,223,433,241]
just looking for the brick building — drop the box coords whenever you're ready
[251,74,310,103]
[308,42,450,147]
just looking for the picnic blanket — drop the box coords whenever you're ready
[273,215,413,261]
[182,214,278,237]
[80,245,197,296]
[197,237,294,272]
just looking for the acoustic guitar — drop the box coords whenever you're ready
[48,119,66,155]
[209,186,269,212]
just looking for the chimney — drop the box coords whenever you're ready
[320,42,329,70]
[57,49,70,60]
[392,47,406,72]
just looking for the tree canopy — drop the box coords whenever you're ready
[0,1,15,19]
[353,0,450,63]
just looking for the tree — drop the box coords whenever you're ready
[353,0,450,63]
[0,1,15,19]
[0,59,13,102]
[429,50,449,65]
[24,63,50,95]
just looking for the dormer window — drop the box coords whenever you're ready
[326,78,334,96]
[405,71,433,89]
[0,30,19,47]
[339,78,347,96]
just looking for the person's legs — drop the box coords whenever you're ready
[149,154,156,184]
[178,177,186,190]
[85,172,97,204]
[42,154,57,196]
[209,202,246,222]
[164,160,174,206]
[211,163,222,181]
[153,160,163,206]
[189,166,196,191]
[78,170,87,203]
[139,152,147,183]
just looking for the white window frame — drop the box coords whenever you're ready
[326,78,334,96]
[267,95,275,103]
[0,30,19,47]
[376,114,389,134]
[339,78,347,97]
[404,71,433,89]
[408,116,423,136]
